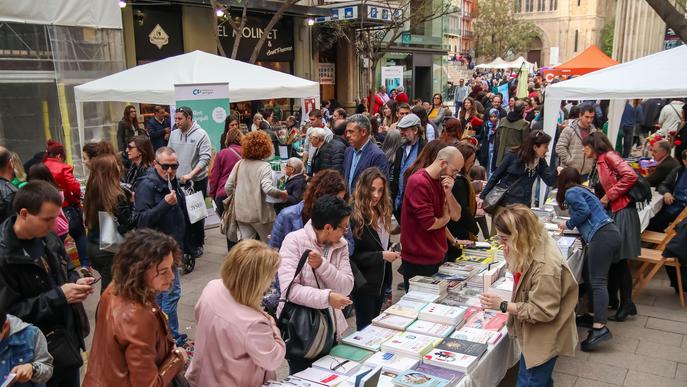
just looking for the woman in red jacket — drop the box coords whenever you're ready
[43,139,90,268]
[582,132,639,322]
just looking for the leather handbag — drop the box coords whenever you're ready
[482,175,524,214]
[220,160,241,241]
[277,249,336,360]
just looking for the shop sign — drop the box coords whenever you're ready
[149,24,169,49]
[315,6,358,23]
[133,5,184,62]
[319,63,335,85]
[218,13,294,62]
[367,6,401,21]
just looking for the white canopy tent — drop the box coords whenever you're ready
[74,50,320,155]
[475,57,507,69]
[540,45,687,204]
[502,56,536,73]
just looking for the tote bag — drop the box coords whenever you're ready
[183,182,208,224]
[99,211,125,253]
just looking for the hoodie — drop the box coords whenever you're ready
[0,315,53,386]
[167,121,212,181]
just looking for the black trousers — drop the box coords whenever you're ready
[185,177,208,253]
[608,259,633,306]
[400,260,442,292]
[585,224,621,324]
[352,292,384,331]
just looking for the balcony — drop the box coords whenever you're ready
[463,30,473,38]
[463,11,472,19]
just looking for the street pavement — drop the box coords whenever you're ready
[81,227,687,386]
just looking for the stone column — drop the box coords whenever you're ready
[336,30,359,112]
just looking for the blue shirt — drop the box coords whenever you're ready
[674,170,687,206]
[620,103,643,128]
[349,139,371,190]
[395,140,420,209]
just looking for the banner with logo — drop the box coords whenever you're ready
[174,83,230,150]
[497,83,509,109]
[381,66,403,91]
[301,97,319,126]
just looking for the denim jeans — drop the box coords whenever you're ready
[517,355,557,387]
[156,268,184,345]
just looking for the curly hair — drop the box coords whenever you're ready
[111,229,181,304]
[302,169,347,223]
[241,130,273,160]
[350,168,392,239]
[225,127,243,147]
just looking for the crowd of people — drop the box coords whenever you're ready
[0,69,686,386]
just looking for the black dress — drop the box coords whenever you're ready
[446,175,479,260]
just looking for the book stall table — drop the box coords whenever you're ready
[456,329,519,387]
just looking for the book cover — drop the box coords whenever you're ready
[313,355,362,376]
[377,371,398,387]
[392,370,451,387]
[293,368,344,386]
[381,332,441,358]
[450,327,502,345]
[342,325,397,351]
[402,291,443,304]
[384,299,427,319]
[422,348,479,372]
[372,313,415,330]
[435,337,488,358]
[465,310,508,331]
[419,303,466,324]
[406,320,455,338]
[363,351,419,374]
[262,376,323,386]
[329,345,374,362]
[413,363,465,383]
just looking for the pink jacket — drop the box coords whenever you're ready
[185,280,285,386]
[277,221,354,338]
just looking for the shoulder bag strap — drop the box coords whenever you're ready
[283,249,312,301]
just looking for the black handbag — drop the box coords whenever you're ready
[45,327,83,369]
[277,249,336,360]
[482,175,524,214]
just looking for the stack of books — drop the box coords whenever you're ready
[329,345,374,362]
[406,319,455,338]
[418,303,467,325]
[464,310,508,332]
[450,326,503,346]
[439,287,482,308]
[372,313,415,331]
[385,299,427,319]
[438,261,481,282]
[363,351,420,374]
[381,332,442,359]
[293,367,347,386]
[392,370,451,387]
[488,276,514,301]
[413,364,465,385]
[478,261,506,290]
[422,337,488,373]
[459,247,494,264]
[401,291,444,304]
[408,276,449,295]
[342,325,398,351]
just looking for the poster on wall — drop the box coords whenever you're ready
[319,63,336,85]
[381,66,404,92]
[549,47,560,66]
[301,97,319,126]
[174,83,230,150]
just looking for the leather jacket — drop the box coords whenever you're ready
[83,287,184,387]
[0,177,18,224]
[596,151,637,213]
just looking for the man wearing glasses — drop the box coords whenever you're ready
[168,106,212,259]
[134,146,188,347]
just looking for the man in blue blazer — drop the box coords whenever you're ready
[343,114,390,192]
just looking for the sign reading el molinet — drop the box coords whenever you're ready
[218,13,294,62]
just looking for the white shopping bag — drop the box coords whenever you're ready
[99,211,125,253]
[185,190,209,224]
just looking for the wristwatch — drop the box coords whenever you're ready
[499,300,508,313]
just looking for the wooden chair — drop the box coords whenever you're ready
[641,206,687,245]
[632,207,687,308]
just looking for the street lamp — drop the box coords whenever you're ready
[307,17,315,26]
[215,7,225,17]
[118,0,126,8]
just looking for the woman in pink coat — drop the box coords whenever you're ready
[186,239,285,386]
[277,195,355,374]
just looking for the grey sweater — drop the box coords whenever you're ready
[168,121,212,181]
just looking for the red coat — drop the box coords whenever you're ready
[596,151,637,213]
[43,157,81,207]
[395,92,409,104]
[369,94,384,114]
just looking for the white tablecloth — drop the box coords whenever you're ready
[458,332,519,387]
[638,190,664,232]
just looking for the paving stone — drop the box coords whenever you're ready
[623,370,684,387]
[573,377,620,387]
[606,314,648,328]
[636,341,687,364]
[676,363,687,381]
[588,350,677,378]
[633,304,687,324]
[646,317,687,335]
[553,371,577,387]
[555,356,628,385]
[634,293,656,306]
[605,323,683,346]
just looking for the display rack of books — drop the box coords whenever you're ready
[264,244,517,387]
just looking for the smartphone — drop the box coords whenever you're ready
[1,373,16,387]
[79,267,102,285]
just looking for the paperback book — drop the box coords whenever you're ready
[392,370,451,387]
[363,351,420,374]
[418,303,467,325]
[381,332,442,359]
[406,320,455,338]
[342,325,398,351]
[372,313,415,331]
[402,291,444,304]
[385,299,427,319]
[313,355,363,376]
[435,337,488,358]
[464,310,508,332]
[329,344,374,362]
[413,363,465,384]
[408,276,449,294]
[422,348,479,373]
[450,326,503,346]
[293,367,345,386]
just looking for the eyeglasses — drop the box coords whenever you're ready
[159,163,179,170]
[175,107,191,115]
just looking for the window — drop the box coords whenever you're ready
[525,0,533,12]
[514,0,522,13]
[574,30,579,52]
[537,0,545,11]
[549,0,557,11]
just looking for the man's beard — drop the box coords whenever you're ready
[401,137,410,146]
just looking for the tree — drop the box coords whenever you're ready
[324,0,457,102]
[600,20,614,57]
[472,0,540,60]
[644,0,687,44]
[212,0,298,63]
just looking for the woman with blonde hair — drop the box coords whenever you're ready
[10,152,27,188]
[480,204,578,386]
[349,167,400,329]
[186,240,285,386]
[224,130,287,242]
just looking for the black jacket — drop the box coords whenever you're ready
[0,177,17,224]
[647,156,680,188]
[134,169,187,249]
[389,139,426,207]
[658,166,686,196]
[447,175,479,259]
[0,217,86,357]
[275,173,307,214]
[312,136,347,175]
[350,223,387,296]
[481,151,557,207]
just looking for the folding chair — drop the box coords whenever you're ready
[641,206,687,245]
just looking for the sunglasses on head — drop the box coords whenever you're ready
[176,107,191,115]
[158,163,179,170]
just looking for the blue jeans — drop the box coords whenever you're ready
[517,355,557,387]
[156,268,184,345]
[455,100,463,113]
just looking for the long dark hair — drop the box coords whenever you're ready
[122,104,137,126]
[350,168,392,239]
[517,130,551,165]
[129,136,154,167]
[556,167,583,210]
[581,131,613,157]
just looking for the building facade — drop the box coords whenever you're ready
[444,0,476,59]
[513,0,615,66]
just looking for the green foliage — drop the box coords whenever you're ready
[600,20,614,57]
[473,0,540,59]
